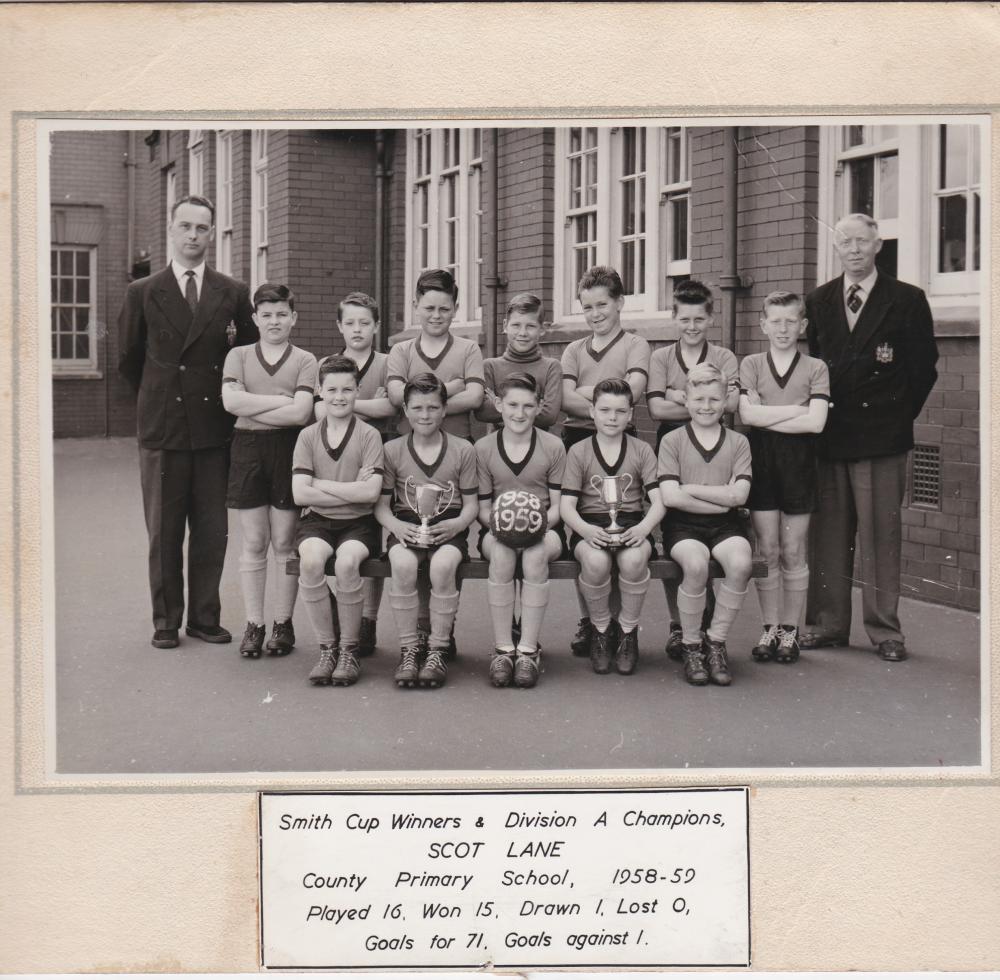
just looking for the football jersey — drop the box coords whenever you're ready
[657,423,752,491]
[480,353,563,429]
[381,432,479,519]
[386,333,485,438]
[561,329,651,429]
[291,416,384,519]
[317,350,398,437]
[475,427,566,508]
[646,341,739,402]
[739,350,831,408]
[223,343,317,430]
[562,434,658,516]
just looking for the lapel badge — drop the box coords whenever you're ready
[875,342,894,364]
[226,320,237,347]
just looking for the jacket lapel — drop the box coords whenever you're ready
[849,274,893,354]
[183,267,226,353]
[151,266,192,339]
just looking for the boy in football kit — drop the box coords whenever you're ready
[376,374,479,689]
[561,266,652,658]
[221,283,317,658]
[292,356,385,687]
[738,291,830,663]
[475,373,567,688]
[560,378,664,676]
[658,364,754,687]
[477,293,562,430]
[316,292,399,657]
[646,280,739,661]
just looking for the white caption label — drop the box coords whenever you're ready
[260,789,749,969]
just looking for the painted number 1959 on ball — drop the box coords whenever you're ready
[611,868,697,885]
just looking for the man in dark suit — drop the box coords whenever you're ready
[119,195,258,648]
[802,213,938,661]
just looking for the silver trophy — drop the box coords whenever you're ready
[403,477,456,547]
[590,473,634,548]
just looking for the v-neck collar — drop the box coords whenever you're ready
[767,350,800,390]
[684,422,726,463]
[591,433,627,476]
[353,348,376,383]
[322,415,356,461]
[497,428,537,477]
[256,342,292,377]
[407,431,448,479]
[676,341,709,375]
[415,333,454,372]
[585,329,625,362]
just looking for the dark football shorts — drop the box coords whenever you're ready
[660,509,750,555]
[386,508,471,562]
[569,510,657,556]
[747,428,818,515]
[226,427,301,510]
[294,511,382,558]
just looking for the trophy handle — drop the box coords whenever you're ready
[618,473,634,496]
[589,474,604,492]
[403,475,418,515]
[436,481,457,517]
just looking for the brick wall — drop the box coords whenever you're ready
[385,130,408,338]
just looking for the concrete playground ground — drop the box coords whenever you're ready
[52,437,983,775]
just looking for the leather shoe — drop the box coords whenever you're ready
[185,624,233,644]
[152,629,179,649]
[798,630,849,650]
[877,639,908,662]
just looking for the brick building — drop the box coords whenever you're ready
[47,123,983,609]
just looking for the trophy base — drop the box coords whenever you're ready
[412,527,435,548]
[605,529,626,550]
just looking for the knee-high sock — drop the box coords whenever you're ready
[780,565,810,630]
[618,572,651,634]
[335,580,364,645]
[661,578,681,623]
[429,591,461,648]
[678,586,707,645]
[487,578,516,650]
[417,578,431,633]
[578,576,613,633]
[240,555,268,624]
[388,589,419,649]
[707,582,749,643]
[754,562,781,626]
[362,577,383,620]
[272,550,298,622]
[299,579,336,645]
[609,576,621,617]
[518,580,550,652]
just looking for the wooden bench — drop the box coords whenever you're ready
[286,556,767,580]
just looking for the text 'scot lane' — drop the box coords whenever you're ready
[260,789,750,969]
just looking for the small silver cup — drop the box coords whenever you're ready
[403,477,456,547]
[589,473,634,548]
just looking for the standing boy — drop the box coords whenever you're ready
[646,280,739,660]
[292,356,384,687]
[560,378,664,676]
[476,373,566,688]
[658,364,754,687]
[739,291,830,664]
[222,283,317,658]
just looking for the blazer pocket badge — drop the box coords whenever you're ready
[875,342,894,364]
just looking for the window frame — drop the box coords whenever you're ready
[50,244,99,375]
[214,130,234,275]
[250,129,269,290]
[187,129,205,196]
[164,166,177,264]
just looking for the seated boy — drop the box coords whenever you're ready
[376,373,479,689]
[476,293,562,430]
[221,283,317,659]
[738,291,830,663]
[292,356,384,687]
[658,364,754,687]
[646,280,739,660]
[316,291,400,658]
[560,378,664,676]
[475,373,567,688]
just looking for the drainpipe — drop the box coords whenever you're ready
[374,129,388,351]
[717,126,751,358]
[110,130,139,438]
[482,128,506,359]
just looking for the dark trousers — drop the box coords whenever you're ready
[139,445,229,630]
[806,452,907,645]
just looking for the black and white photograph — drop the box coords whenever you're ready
[41,117,987,777]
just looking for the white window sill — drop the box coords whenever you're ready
[52,368,103,380]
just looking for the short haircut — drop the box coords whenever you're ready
[496,372,539,400]
[672,279,714,315]
[761,289,805,318]
[403,371,449,407]
[338,291,380,322]
[318,354,360,385]
[835,212,880,237]
[170,194,216,224]
[504,292,545,322]
[253,282,296,312]
[593,376,634,407]
[685,362,726,394]
[415,268,459,302]
[577,265,624,300]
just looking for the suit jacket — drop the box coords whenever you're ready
[118,266,257,451]
[806,273,938,461]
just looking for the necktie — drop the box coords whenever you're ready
[846,283,862,314]
[184,270,198,315]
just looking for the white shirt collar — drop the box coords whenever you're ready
[844,268,878,298]
[171,259,206,290]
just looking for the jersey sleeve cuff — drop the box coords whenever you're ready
[292,467,314,476]
[658,474,680,484]
[386,374,406,384]
[810,392,832,401]
[735,474,752,483]
[295,385,314,393]
[626,367,649,378]
[645,389,666,400]
[562,373,578,382]
[562,488,581,497]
